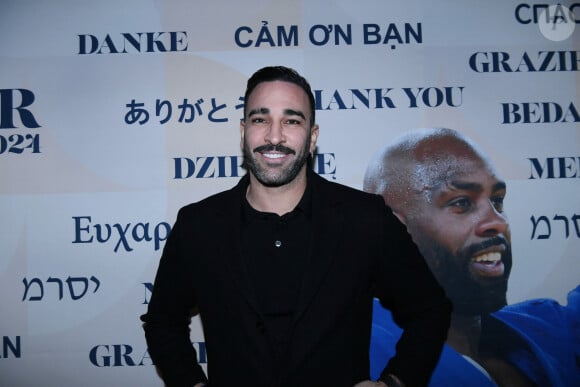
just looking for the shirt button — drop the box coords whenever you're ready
[274,240,282,247]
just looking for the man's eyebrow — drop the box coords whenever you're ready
[247,107,306,120]
[248,107,269,116]
[449,180,484,193]
[447,180,506,193]
[284,109,306,120]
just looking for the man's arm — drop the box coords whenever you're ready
[140,208,208,386]
[374,202,452,386]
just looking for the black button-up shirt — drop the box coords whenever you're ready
[241,181,312,361]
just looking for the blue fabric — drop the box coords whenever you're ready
[370,285,580,386]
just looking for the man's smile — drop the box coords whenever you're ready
[254,144,296,164]
[470,250,504,277]
[262,152,288,159]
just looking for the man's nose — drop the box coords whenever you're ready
[264,121,285,144]
[475,201,509,237]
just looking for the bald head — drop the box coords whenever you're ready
[364,128,496,220]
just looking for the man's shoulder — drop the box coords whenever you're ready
[313,172,381,203]
[497,287,580,319]
[492,290,580,339]
[178,176,245,216]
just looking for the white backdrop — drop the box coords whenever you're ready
[1,1,578,385]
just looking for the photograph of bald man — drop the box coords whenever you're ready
[364,128,580,386]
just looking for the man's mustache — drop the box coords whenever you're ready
[464,235,509,258]
[253,144,296,155]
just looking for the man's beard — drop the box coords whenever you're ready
[415,233,512,316]
[243,134,311,187]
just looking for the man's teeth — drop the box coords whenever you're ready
[473,252,501,263]
[263,153,285,159]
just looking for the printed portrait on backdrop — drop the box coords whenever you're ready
[363,128,580,386]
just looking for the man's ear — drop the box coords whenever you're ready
[239,119,245,149]
[309,124,319,153]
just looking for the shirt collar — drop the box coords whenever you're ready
[240,173,313,221]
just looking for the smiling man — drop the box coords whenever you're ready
[364,128,580,386]
[141,67,451,387]
[364,129,512,317]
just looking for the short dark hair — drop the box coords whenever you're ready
[244,66,316,126]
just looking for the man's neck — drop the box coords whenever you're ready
[446,313,483,359]
[246,169,308,215]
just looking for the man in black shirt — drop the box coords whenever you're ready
[141,66,451,387]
